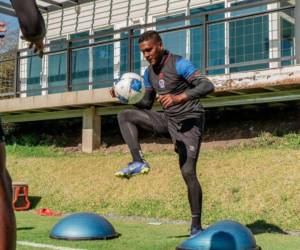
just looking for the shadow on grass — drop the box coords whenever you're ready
[17,227,34,231]
[168,220,287,239]
[247,220,288,235]
[167,234,190,239]
[29,196,41,209]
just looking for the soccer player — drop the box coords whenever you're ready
[111,30,214,236]
[0,1,45,249]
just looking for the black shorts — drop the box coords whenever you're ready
[143,110,204,159]
[0,122,5,143]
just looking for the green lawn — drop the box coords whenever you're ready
[16,212,300,250]
[6,133,300,249]
[7,143,300,230]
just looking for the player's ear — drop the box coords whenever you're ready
[158,41,163,51]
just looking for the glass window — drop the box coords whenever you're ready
[27,51,42,96]
[70,31,89,91]
[229,1,269,72]
[120,30,141,75]
[48,38,67,94]
[93,28,114,88]
[190,3,225,75]
[281,9,295,66]
[208,23,225,75]
[156,14,186,57]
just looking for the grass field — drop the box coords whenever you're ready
[6,133,300,249]
[16,212,300,250]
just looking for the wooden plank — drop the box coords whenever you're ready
[3,88,300,123]
[2,109,83,123]
[202,89,300,108]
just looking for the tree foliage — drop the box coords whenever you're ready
[0,29,18,98]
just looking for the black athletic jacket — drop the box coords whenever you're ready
[136,51,214,122]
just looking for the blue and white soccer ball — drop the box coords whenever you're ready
[114,72,145,104]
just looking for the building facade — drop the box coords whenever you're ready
[17,0,296,96]
[0,0,299,152]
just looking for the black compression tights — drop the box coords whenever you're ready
[179,153,202,227]
[117,109,156,162]
[117,109,203,226]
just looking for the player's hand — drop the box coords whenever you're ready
[28,39,44,58]
[21,35,44,58]
[157,93,188,108]
[109,87,116,98]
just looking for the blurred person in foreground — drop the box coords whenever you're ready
[0,0,45,249]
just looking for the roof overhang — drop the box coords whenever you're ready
[0,0,95,16]
[36,0,95,12]
[0,1,15,16]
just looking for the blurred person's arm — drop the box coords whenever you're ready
[0,123,16,250]
[10,0,46,56]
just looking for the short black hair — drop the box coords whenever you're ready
[138,30,162,44]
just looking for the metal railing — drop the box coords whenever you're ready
[0,0,296,98]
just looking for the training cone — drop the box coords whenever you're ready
[176,220,261,250]
[50,212,119,240]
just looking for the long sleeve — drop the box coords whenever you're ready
[185,73,215,99]
[10,0,46,42]
[176,57,215,99]
[134,68,156,109]
[134,89,156,110]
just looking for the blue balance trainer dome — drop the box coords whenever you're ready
[50,212,119,240]
[177,220,261,250]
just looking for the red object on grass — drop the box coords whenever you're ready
[12,182,31,211]
[36,208,62,216]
